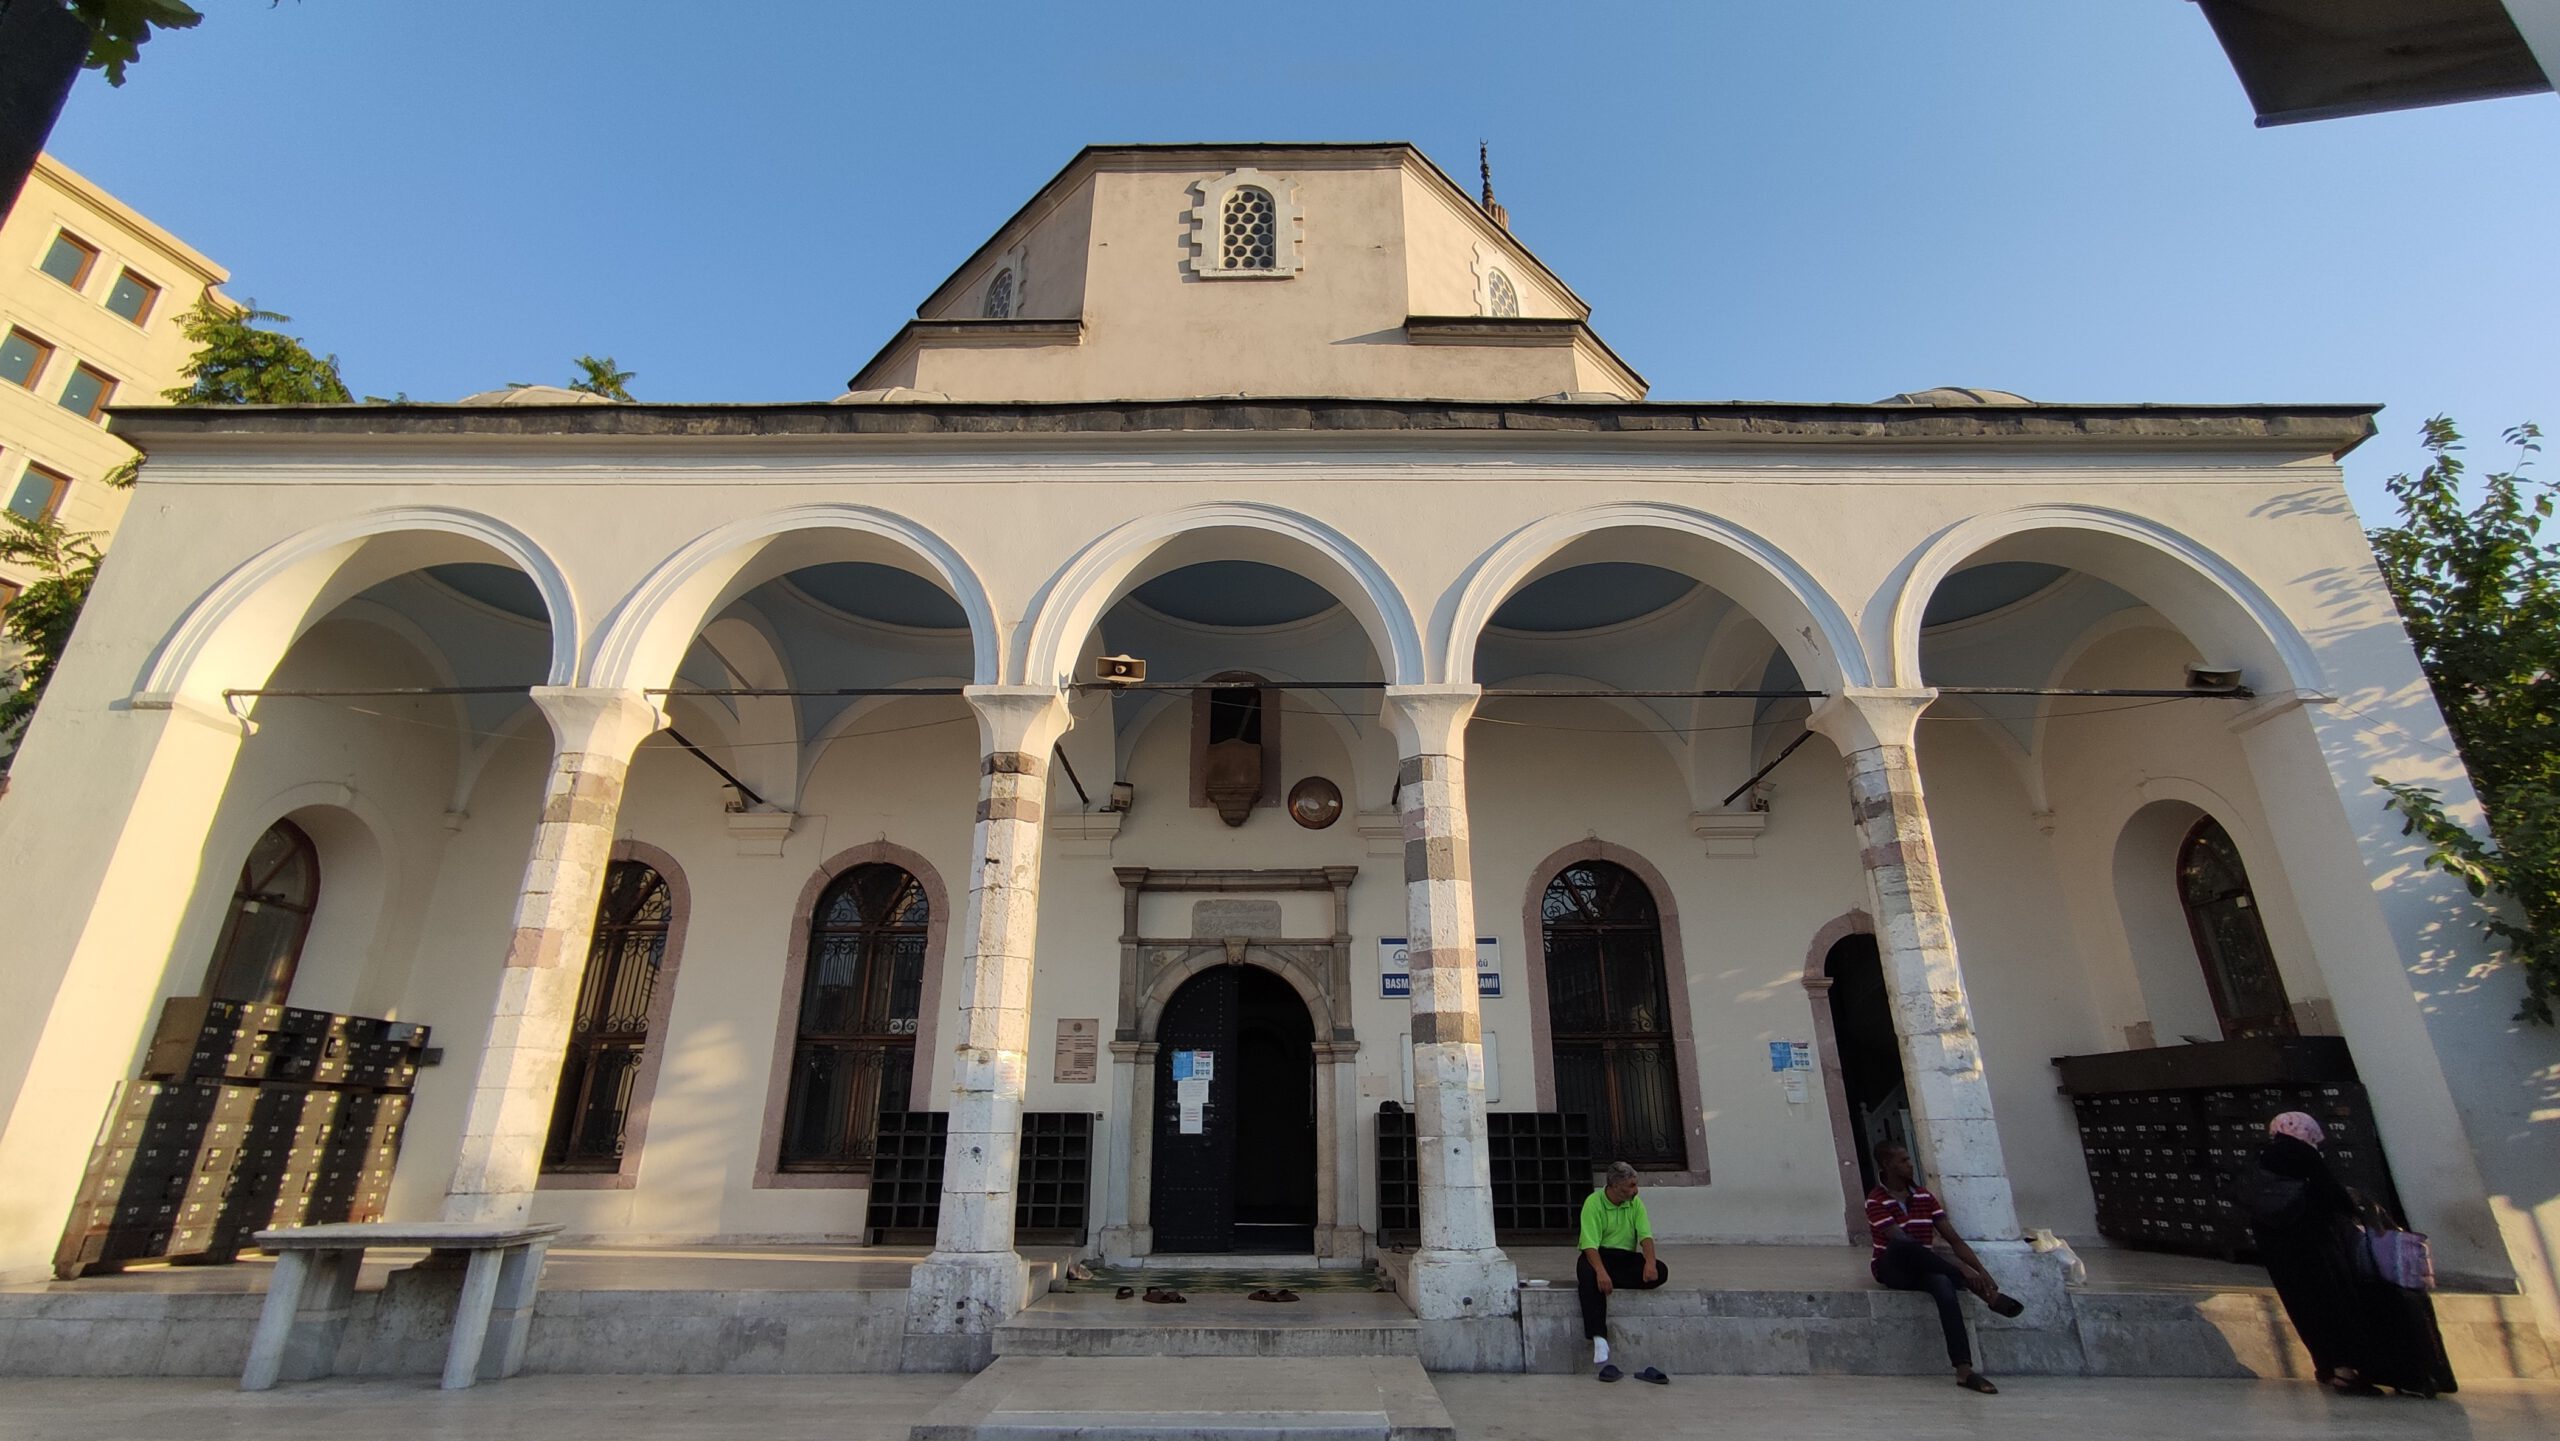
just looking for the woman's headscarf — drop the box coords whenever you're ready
[2267,1111,2325,1147]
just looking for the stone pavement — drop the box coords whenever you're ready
[0,1373,2552,1441]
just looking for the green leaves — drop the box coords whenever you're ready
[0,512,105,758]
[568,354,637,401]
[67,1,203,87]
[2370,418,2559,1025]
[162,297,352,406]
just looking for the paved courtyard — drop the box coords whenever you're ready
[0,1374,2551,1441]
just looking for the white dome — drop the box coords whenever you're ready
[1876,386,2034,406]
[456,385,617,406]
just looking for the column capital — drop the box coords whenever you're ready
[1382,683,1481,759]
[963,684,1074,757]
[1806,686,1937,755]
[529,686,665,760]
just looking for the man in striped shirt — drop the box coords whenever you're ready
[1867,1139,2024,1394]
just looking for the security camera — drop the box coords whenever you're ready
[1095,654,1147,686]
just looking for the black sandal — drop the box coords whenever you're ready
[1958,1372,1999,1394]
[1987,1293,2025,1319]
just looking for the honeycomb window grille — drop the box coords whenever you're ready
[1220,187,1278,270]
[983,267,1014,319]
[1487,268,1520,317]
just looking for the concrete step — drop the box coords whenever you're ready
[997,1292,1419,1359]
[912,1355,1456,1441]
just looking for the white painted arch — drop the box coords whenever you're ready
[1886,505,2326,696]
[1015,502,1425,687]
[592,505,1000,691]
[1441,503,1867,690]
[139,507,579,703]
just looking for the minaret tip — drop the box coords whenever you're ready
[1478,140,1510,231]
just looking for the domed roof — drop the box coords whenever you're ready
[456,385,617,406]
[832,386,956,405]
[1876,386,2034,406]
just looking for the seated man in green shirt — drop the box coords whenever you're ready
[1577,1160,1670,1382]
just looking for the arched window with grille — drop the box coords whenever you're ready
[2178,817,2296,1039]
[1220,186,1278,270]
[1486,268,1520,317]
[983,266,1014,318]
[204,820,319,1004]
[780,862,930,1170]
[544,860,674,1173]
[1541,860,1684,1167]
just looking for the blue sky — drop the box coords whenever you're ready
[45,1,2559,521]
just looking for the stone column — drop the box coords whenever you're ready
[903,685,1072,1371]
[1804,688,2019,1239]
[443,688,664,1226]
[1382,685,1519,1368]
[1805,689,2079,1370]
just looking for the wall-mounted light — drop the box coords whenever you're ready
[1101,781,1136,813]
[2185,663,2244,693]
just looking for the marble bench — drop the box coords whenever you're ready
[241,1220,563,1391]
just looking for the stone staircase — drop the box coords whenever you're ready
[995,1291,1419,1359]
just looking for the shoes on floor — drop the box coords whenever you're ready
[1632,1366,1669,1385]
[1596,1363,1623,1383]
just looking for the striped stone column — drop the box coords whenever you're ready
[903,685,1072,1371]
[444,687,665,1226]
[1382,685,1519,1358]
[1805,687,2021,1241]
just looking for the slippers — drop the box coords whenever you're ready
[1272,1289,1300,1303]
[1596,1364,1623,1383]
[1142,1286,1187,1304]
[1633,1366,1669,1385]
[1987,1293,2025,1319]
[1248,1289,1276,1302]
[1957,1373,1999,1394]
[1115,1286,1135,1300]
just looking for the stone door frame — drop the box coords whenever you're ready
[1095,865,1365,1263]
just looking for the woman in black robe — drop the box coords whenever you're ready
[2246,1111,2456,1397]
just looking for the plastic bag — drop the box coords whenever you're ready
[2029,1227,2087,1285]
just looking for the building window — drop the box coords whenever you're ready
[105,269,160,325]
[8,463,70,522]
[59,363,114,421]
[0,329,52,390]
[779,862,929,1171]
[204,820,320,1005]
[544,860,673,1174]
[983,267,1014,318]
[1541,860,1684,1168]
[1221,187,1278,270]
[40,232,98,289]
[1486,268,1520,317]
[1186,169,1304,279]
[2178,817,2296,1039]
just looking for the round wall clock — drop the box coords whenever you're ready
[1287,776,1344,830]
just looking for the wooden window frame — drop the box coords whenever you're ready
[60,362,115,421]
[203,819,321,1006]
[9,463,71,523]
[0,328,54,391]
[0,579,22,616]
[1523,845,1708,1181]
[2177,817,2298,1040]
[40,231,98,290]
[105,268,161,326]
[775,860,933,1174]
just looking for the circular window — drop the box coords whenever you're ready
[1287,776,1344,830]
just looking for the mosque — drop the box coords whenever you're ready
[0,143,2548,1372]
